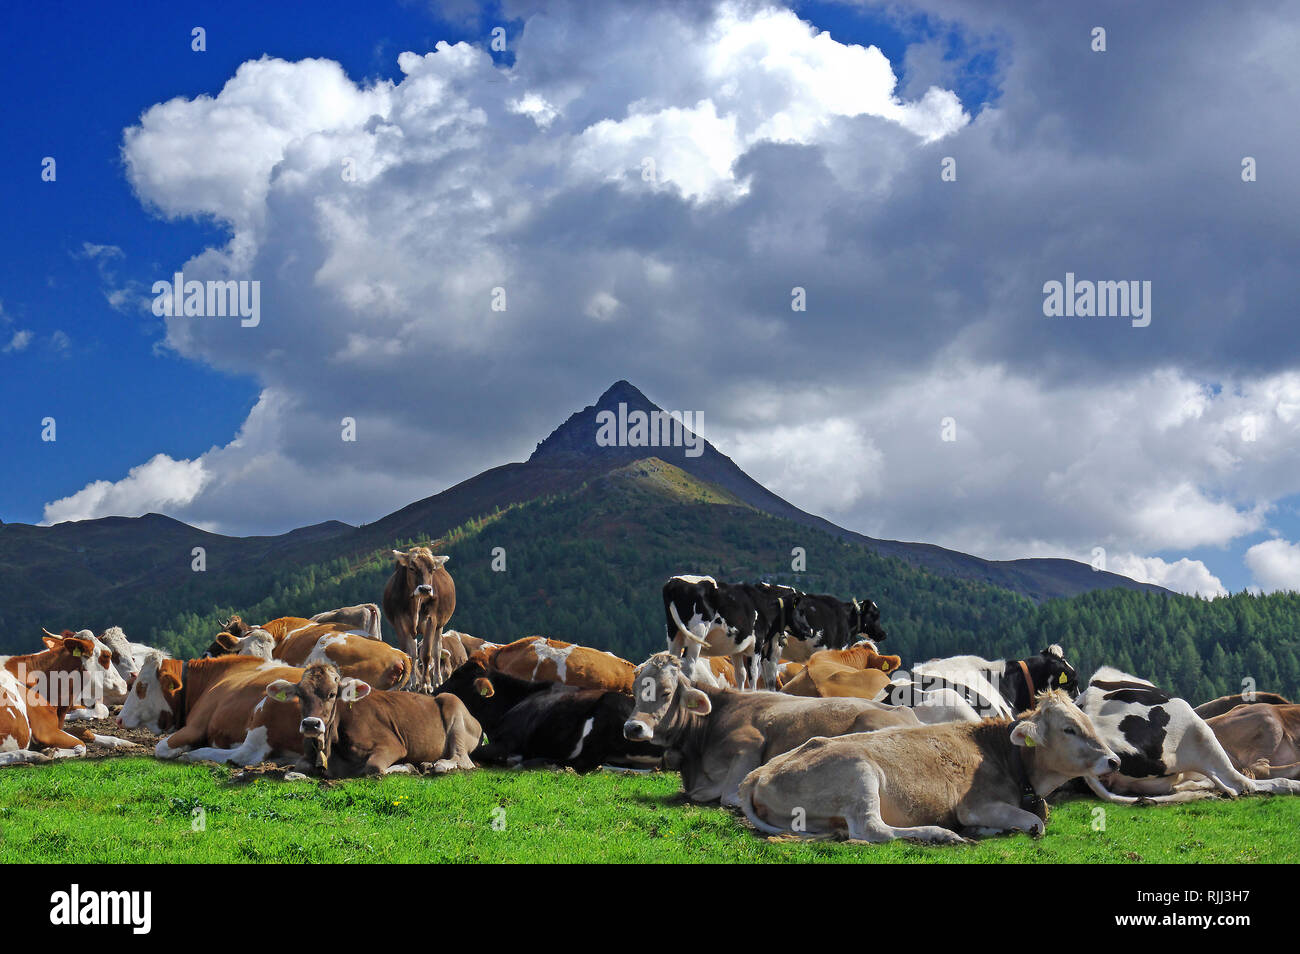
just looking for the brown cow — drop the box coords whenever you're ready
[1206,703,1300,780]
[118,654,305,764]
[780,645,901,699]
[479,637,636,693]
[206,621,410,691]
[310,603,382,640]
[383,547,455,692]
[1193,691,1291,720]
[266,663,481,777]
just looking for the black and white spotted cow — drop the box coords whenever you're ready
[780,592,889,663]
[663,576,812,690]
[887,645,1080,721]
[1076,667,1300,802]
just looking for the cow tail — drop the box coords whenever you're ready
[738,774,791,836]
[669,602,709,646]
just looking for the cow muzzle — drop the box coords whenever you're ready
[623,719,652,742]
[301,717,326,738]
[415,584,434,596]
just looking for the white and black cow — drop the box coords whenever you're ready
[663,576,812,690]
[886,646,1080,720]
[780,592,889,663]
[1076,667,1300,802]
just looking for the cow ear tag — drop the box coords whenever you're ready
[274,689,289,702]
[1024,736,1036,747]
[1059,673,1068,685]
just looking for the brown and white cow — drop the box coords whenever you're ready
[118,654,306,764]
[1206,703,1300,781]
[780,645,901,699]
[2,633,130,761]
[623,652,921,805]
[479,636,636,693]
[266,663,481,777]
[383,547,456,692]
[739,689,1120,843]
[207,620,410,691]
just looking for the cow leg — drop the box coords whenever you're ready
[844,767,966,844]
[27,717,88,754]
[731,653,750,690]
[155,724,206,759]
[419,627,444,693]
[957,801,1045,838]
[1083,775,1210,804]
[362,745,404,776]
[396,622,420,691]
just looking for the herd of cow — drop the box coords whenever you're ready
[4,546,1300,844]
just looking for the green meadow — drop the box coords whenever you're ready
[1,758,1296,863]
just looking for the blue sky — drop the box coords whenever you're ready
[3,0,1298,597]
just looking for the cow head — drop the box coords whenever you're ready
[37,629,124,710]
[391,548,450,601]
[266,663,370,775]
[778,592,815,642]
[118,653,182,733]
[851,599,888,643]
[1032,644,1079,698]
[97,626,141,687]
[1011,689,1118,789]
[624,652,710,743]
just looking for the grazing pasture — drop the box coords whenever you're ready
[1,757,1296,864]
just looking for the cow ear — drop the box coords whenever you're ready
[340,679,372,703]
[390,549,409,565]
[42,635,60,650]
[215,632,239,651]
[1010,720,1044,748]
[432,555,450,567]
[682,687,712,715]
[64,637,89,657]
[265,679,297,703]
[159,672,183,694]
[473,677,495,697]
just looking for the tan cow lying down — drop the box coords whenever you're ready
[623,652,920,806]
[118,654,306,765]
[1193,691,1291,720]
[267,663,481,777]
[780,645,901,699]
[208,619,410,691]
[1207,703,1300,780]
[481,637,636,693]
[739,689,1119,843]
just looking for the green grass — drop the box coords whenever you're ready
[1,759,1297,863]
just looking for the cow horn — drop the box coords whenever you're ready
[42,627,61,639]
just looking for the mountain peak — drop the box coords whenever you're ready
[529,380,702,464]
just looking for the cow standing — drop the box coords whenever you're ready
[383,547,456,693]
[782,593,889,662]
[662,576,811,690]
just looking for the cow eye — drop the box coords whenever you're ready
[1064,727,1077,736]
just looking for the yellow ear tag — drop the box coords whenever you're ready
[1059,673,1068,685]
[1024,736,1036,747]
[275,689,289,702]
[72,649,82,657]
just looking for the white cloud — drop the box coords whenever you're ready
[42,454,209,525]
[1245,538,1300,593]
[3,330,32,353]
[1104,554,1227,598]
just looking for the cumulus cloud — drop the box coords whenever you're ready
[1245,538,1300,593]
[42,454,209,525]
[1104,554,1227,599]
[40,0,1300,595]
[3,329,32,353]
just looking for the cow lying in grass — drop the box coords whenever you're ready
[1077,667,1300,801]
[623,652,920,805]
[266,663,480,778]
[738,689,1118,843]
[1204,703,1300,782]
[440,654,661,771]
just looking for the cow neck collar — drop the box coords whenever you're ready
[1006,720,1048,820]
[1016,659,1036,708]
